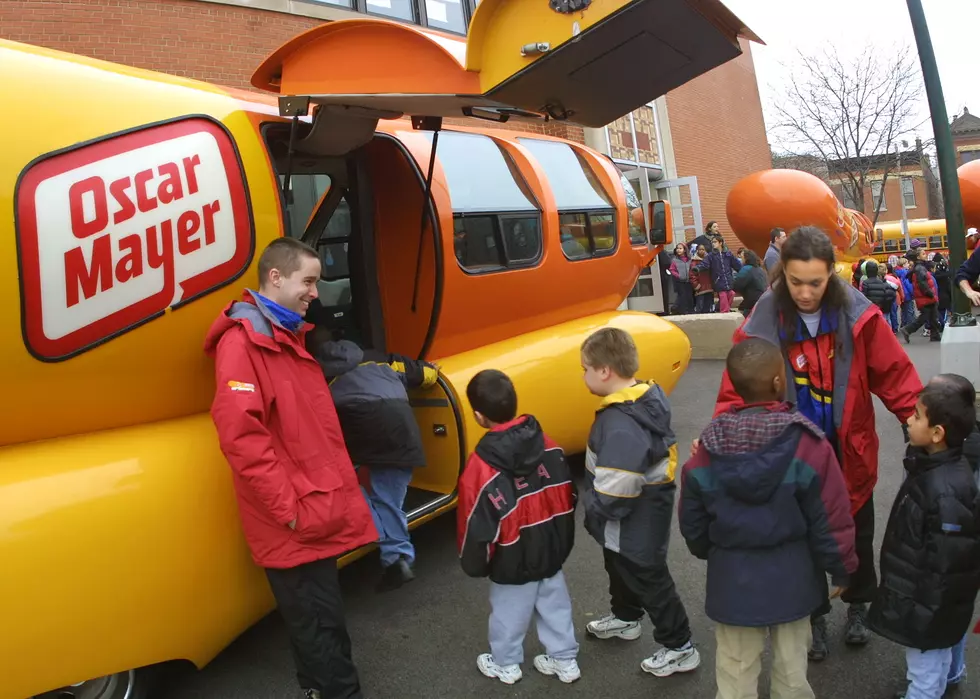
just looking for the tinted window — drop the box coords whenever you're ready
[454,216,502,271]
[591,213,616,253]
[559,213,590,260]
[885,239,899,252]
[424,131,537,214]
[619,173,646,246]
[280,174,331,239]
[500,216,541,263]
[518,138,612,210]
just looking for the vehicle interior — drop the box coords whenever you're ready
[262,121,465,521]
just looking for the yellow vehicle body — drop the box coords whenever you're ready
[0,17,725,695]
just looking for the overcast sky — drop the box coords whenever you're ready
[722,0,978,148]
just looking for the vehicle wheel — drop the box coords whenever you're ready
[34,669,156,699]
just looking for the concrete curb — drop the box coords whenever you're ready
[666,312,745,360]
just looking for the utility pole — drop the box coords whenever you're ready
[907,0,979,392]
[906,0,972,323]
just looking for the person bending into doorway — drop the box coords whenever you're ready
[312,335,439,592]
[206,238,377,699]
[705,226,921,663]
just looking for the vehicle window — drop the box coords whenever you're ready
[279,174,331,239]
[885,239,899,252]
[942,235,949,248]
[454,216,503,271]
[500,215,542,263]
[929,235,943,248]
[559,214,590,260]
[591,213,616,253]
[424,131,537,213]
[517,138,612,210]
[619,173,647,246]
[520,138,618,259]
[423,131,543,274]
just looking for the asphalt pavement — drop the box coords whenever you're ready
[163,337,960,699]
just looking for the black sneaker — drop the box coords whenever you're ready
[377,556,415,592]
[845,603,871,645]
[808,615,829,662]
[899,326,911,344]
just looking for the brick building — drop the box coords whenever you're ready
[0,0,771,311]
[826,146,943,224]
[952,107,980,167]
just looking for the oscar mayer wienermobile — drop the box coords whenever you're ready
[0,1,760,697]
[726,163,980,272]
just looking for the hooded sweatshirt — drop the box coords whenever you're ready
[456,416,576,585]
[583,382,679,567]
[679,403,857,627]
[313,339,438,469]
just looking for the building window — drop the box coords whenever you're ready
[871,180,886,211]
[901,177,916,208]
[841,185,859,210]
[962,151,980,164]
[517,138,619,259]
[427,131,542,273]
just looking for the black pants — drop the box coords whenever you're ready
[602,548,692,649]
[905,303,941,340]
[695,293,713,313]
[812,494,877,618]
[266,558,362,698]
[673,280,696,314]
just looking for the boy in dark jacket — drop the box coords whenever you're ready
[869,377,980,699]
[313,335,438,591]
[580,328,699,678]
[457,369,580,686]
[680,338,857,699]
[860,260,897,315]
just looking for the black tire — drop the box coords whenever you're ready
[34,668,159,699]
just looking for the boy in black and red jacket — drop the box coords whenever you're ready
[457,369,580,686]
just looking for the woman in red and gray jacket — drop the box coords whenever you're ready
[704,227,922,663]
[689,243,714,313]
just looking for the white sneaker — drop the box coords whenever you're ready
[476,653,522,684]
[640,644,701,677]
[585,614,642,640]
[533,655,581,683]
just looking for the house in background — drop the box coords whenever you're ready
[825,142,943,224]
[952,107,980,167]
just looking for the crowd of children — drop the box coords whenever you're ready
[453,325,980,699]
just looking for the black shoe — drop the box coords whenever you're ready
[303,690,321,699]
[808,615,829,662]
[377,556,415,592]
[845,603,871,646]
[899,326,911,344]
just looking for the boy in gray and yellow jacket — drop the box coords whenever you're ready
[580,328,699,680]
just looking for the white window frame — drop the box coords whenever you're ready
[901,176,916,208]
[871,180,886,211]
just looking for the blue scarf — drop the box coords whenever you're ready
[254,292,305,333]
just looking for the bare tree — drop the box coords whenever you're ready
[770,46,925,224]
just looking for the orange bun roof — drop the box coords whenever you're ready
[727,169,854,255]
[960,160,980,231]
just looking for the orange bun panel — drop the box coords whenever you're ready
[960,160,980,230]
[256,21,479,96]
[726,169,852,255]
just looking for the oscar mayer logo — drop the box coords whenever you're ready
[16,117,253,361]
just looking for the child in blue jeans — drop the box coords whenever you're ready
[868,376,980,698]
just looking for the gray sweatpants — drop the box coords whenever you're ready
[488,570,579,666]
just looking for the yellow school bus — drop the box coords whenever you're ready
[1,3,759,696]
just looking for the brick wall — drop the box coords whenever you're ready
[0,0,584,141]
[665,38,772,249]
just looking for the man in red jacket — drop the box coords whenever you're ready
[205,238,377,699]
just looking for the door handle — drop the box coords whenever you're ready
[433,424,447,437]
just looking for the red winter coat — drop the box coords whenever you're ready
[912,262,938,308]
[204,291,377,569]
[714,285,921,514]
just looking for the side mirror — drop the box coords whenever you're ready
[648,200,672,246]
